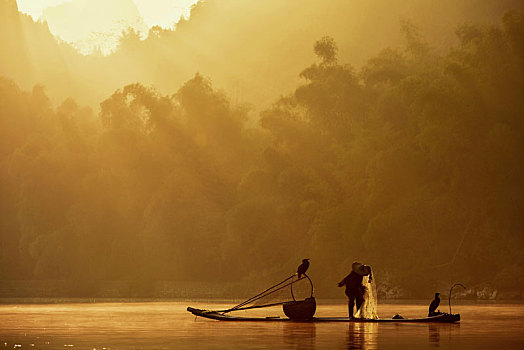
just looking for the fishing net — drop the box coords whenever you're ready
[355,277,379,319]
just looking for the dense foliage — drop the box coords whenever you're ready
[0,10,522,298]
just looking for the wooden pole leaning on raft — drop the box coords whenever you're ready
[218,275,309,313]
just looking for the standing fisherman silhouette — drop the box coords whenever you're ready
[338,262,372,318]
[428,293,440,316]
[297,259,310,278]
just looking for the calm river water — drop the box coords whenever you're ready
[0,301,523,349]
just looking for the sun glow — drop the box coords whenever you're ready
[16,0,200,54]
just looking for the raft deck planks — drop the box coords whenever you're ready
[187,307,461,323]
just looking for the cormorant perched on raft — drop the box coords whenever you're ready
[297,259,310,278]
[428,293,440,317]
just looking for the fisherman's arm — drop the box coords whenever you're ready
[338,274,349,287]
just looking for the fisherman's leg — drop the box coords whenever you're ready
[355,288,365,316]
[356,294,364,312]
[348,298,355,318]
[346,291,355,318]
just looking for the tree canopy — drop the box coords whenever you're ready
[0,9,522,299]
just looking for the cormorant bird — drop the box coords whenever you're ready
[428,292,440,317]
[297,259,310,278]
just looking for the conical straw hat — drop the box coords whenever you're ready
[352,262,370,276]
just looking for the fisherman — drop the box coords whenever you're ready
[338,262,372,318]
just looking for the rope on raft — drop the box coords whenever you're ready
[219,274,307,313]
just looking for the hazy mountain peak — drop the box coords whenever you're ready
[1,0,19,14]
[42,0,147,55]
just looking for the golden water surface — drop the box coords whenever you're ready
[0,301,523,349]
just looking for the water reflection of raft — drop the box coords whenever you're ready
[187,306,460,323]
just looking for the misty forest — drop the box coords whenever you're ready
[0,0,523,299]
